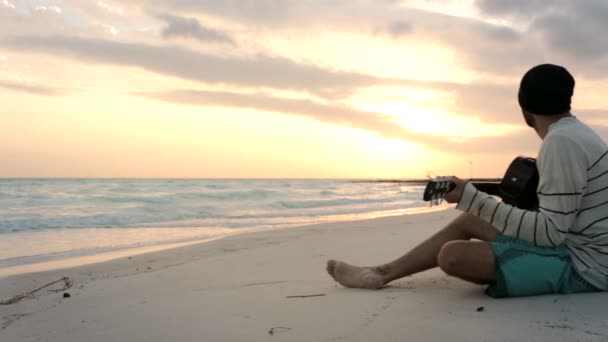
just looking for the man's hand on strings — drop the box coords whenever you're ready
[444,176,466,204]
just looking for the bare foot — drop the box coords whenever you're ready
[326,260,387,290]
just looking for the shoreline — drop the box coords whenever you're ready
[2,208,607,341]
[0,209,458,302]
[0,204,450,279]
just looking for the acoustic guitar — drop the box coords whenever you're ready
[423,156,539,210]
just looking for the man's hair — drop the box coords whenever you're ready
[518,64,575,116]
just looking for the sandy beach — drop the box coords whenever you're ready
[1,209,607,342]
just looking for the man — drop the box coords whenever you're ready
[326,64,608,297]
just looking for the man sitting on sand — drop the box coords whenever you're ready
[327,64,608,297]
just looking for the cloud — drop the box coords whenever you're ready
[0,33,541,126]
[146,0,306,22]
[0,80,63,96]
[407,10,536,75]
[138,88,413,137]
[0,0,555,80]
[137,88,542,154]
[475,0,608,77]
[475,0,563,18]
[156,0,604,79]
[1,0,14,9]
[531,4,608,62]
[103,24,120,36]
[34,5,62,14]
[96,1,124,15]
[138,0,423,32]
[6,0,599,82]
[138,1,536,75]
[145,87,608,159]
[387,20,413,36]
[0,34,457,100]
[151,1,525,66]
[140,87,608,157]
[1,4,602,128]
[158,13,235,44]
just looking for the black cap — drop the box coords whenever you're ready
[518,64,575,115]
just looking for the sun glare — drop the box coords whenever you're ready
[348,85,521,138]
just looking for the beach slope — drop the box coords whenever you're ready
[1,210,607,341]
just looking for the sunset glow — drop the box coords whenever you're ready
[2,1,608,178]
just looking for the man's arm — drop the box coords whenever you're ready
[449,134,586,247]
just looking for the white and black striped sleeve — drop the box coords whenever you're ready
[456,134,586,247]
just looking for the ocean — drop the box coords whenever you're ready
[0,179,442,271]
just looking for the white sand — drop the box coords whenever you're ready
[1,209,607,341]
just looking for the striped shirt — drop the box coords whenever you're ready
[457,116,608,290]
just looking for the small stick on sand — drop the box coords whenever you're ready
[286,294,325,298]
[241,281,286,287]
[268,326,291,335]
[1,277,72,305]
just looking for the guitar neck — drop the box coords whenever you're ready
[423,179,501,203]
[470,182,501,196]
[423,156,539,208]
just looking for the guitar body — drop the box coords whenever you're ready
[423,156,539,210]
[499,156,539,210]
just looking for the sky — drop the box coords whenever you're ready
[2,0,608,178]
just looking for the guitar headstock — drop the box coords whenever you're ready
[423,177,456,206]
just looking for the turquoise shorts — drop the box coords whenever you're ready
[486,233,599,298]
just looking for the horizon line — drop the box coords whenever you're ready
[0,177,503,181]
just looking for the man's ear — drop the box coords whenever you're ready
[522,109,536,128]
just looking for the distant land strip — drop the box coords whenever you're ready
[350,178,503,184]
